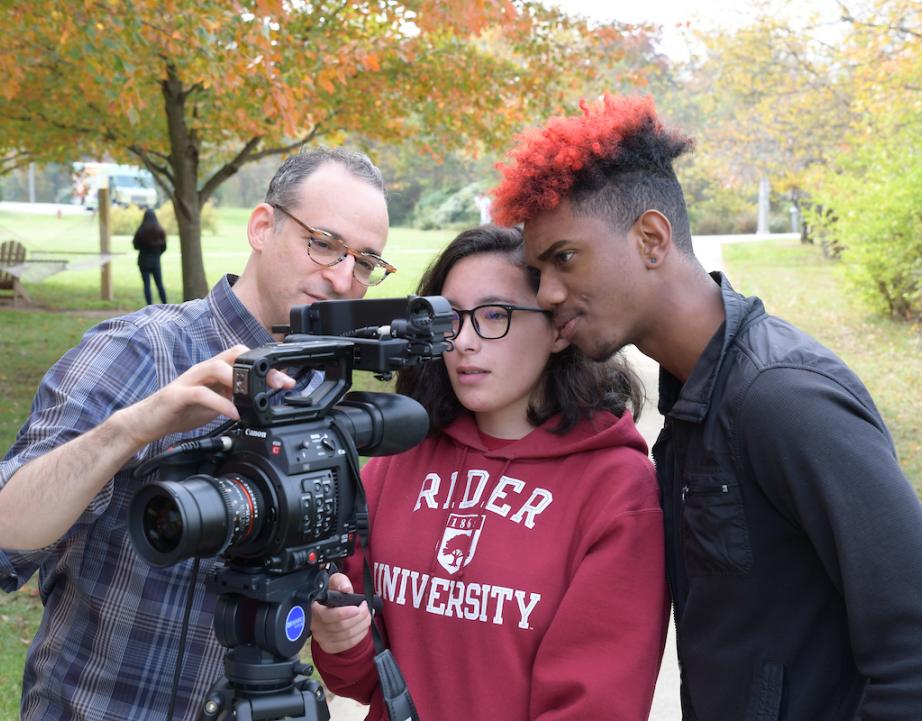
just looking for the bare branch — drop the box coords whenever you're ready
[139,18,175,40]
[181,82,205,102]
[127,145,175,194]
[248,123,325,162]
[198,136,263,205]
[836,1,922,40]
[0,149,33,175]
[144,148,172,163]
[198,124,325,204]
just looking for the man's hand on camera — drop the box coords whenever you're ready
[118,344,295,447]
[0,345,295,550]
[311,572,372,654]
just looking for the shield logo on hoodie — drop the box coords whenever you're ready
[436,514,485,575]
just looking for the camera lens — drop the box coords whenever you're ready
[129,474,265,567]
[142,494,183,554]
[213,475,262,549]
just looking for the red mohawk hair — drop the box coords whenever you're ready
[492,94,666,227]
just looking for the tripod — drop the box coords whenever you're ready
[196,564,337,721]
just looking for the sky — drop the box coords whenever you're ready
[554,0,844,58]
[557,0,764,29]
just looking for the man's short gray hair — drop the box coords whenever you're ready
[264,147,386,214]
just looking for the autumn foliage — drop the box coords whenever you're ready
[0,0,655,298]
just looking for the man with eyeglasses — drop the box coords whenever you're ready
[0,148,394,721]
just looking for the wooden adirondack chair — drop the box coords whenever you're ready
[0,240,32,306]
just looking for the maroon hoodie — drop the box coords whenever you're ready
[312,410,668,720]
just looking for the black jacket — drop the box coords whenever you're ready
[133,226,166,271]
[653,273,922,721]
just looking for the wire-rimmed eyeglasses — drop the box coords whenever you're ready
[448,304,550,340]
[272,203,396,287]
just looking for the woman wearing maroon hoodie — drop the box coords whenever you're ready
[311,225,668,720]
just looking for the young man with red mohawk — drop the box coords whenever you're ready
[493,94,922,721]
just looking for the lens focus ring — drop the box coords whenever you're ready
[215,475,261,552]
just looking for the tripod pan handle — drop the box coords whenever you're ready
[323,590,384,615]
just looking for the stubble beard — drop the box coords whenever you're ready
[584,335,627,363]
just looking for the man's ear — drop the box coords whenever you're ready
[247,203,275,252]
[634,209,673,268]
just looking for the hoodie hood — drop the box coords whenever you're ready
[441,409,649,461]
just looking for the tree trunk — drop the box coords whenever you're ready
[162,65,209,300]
[175,198,206,299]
[757,175,770,235]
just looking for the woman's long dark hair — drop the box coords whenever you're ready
[395,225,645,436]
[133,208,166,249]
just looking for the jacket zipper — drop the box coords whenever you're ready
[681,483,729,502]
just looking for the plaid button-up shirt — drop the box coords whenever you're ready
[0,275,313,721]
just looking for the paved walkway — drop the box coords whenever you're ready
[0,200,89,215]
[325,235,741,720]
[636,235,727,720]
[629,346,681,721]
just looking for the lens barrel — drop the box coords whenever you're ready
[129,474,263,567]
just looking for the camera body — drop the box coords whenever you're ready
[129,295,452,574]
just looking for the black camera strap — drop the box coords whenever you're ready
[331,418,420,721]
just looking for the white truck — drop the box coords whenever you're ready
[73,162,158,209]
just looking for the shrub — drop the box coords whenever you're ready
[768,208,793,234]
[386,179,424,227]
[811,126,922,319]
[412,183,483,230]
[688,190,757,235]
[158,199,219,236]
[109,201,218,237]
[411,188,455,230]
[109,204,145,235]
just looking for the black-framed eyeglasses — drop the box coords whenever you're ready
[448,304,550,340]
[271,203,396,287]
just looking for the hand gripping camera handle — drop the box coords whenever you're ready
[322,590,384,615]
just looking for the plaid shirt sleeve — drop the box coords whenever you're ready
[0,316,160,590]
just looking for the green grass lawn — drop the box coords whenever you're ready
[0,582,41,710]
[1,214,919,716]
[0,208,452,310]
